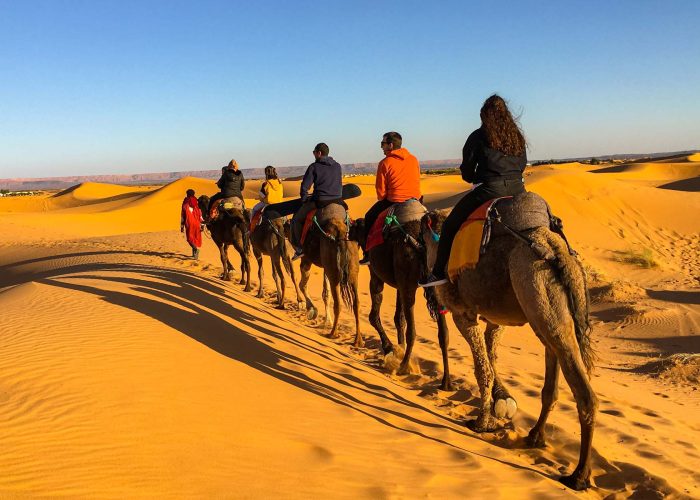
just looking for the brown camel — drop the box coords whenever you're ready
[420,208,596,491]
[198,195,251,291]
[354,217,452,390]
[298,206,362,347]
[250,214,305,309]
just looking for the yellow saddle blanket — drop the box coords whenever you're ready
[447,197,508,281]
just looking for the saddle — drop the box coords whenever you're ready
[366,198,427,251]
[447,192,555,280]
[300,202,348,245]
[210,196,244,221]
[250,205,285,232]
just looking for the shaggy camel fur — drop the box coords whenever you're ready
[250,216,304,309]
[421,210,596,491]
[299,214,362,347]
[354,218,452,390]
[198,195,251,291]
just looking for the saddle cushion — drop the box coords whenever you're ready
[366,199,427,251]
[490,192,552,236]
[315,203,347,224]
[210,196,244,220]
[447,198,508,281]
[446,192,554,280]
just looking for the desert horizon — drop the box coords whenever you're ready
[1,154,698,497]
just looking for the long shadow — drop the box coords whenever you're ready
[657,176,700,192]
[3,248,593,483]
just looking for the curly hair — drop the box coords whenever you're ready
[480,94,526,157]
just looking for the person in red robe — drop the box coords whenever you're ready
[180,189,203,259]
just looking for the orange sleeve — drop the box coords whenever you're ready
[375,160,387,200]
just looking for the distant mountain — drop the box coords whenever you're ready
[1,150,696,191]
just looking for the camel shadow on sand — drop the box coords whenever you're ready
[1,248,679,496]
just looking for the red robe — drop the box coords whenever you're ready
[181,195,202,248]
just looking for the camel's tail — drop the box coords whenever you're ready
[325,218,355,310]
[531,228,595,374]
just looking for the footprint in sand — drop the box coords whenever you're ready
[601,408,626,418]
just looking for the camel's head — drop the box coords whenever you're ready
[420,209,450,268]
[198,195,210,220]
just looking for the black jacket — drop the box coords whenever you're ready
[460,127,526,184]
[300,156,343,201]
[217,169,245,198]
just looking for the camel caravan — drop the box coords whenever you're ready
[182,95,598,490]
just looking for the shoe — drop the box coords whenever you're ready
[358,255,370,266]
[193,248,200,260]
[418,273,449,288]
[292,249,304,261]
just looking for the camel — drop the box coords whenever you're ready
[298,205,362,347]
[420,207,596,491]
[354,215,452,391]
[250,212,305,309]
[198,195,251,291]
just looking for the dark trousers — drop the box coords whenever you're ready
[432,178,526,277]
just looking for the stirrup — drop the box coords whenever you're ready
[418,273,449,288]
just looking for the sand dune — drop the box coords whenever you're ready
[0,159,698,497]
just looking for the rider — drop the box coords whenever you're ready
[290,142,343,259]
[359,131,421,264]
[208,159,246,219]
[419,94,527,287]
[251,165,284,219]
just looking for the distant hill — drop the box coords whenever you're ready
[1,150,696,191]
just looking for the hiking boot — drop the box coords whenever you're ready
[358,254,370,266]
[292,249,304,261]
[418,273,449,288]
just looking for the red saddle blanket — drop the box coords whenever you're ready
[249,210,263,232]
[365,208,391,251]
[447,196,511,281]
[300,209,318,246]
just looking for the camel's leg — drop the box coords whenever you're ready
[271,251,286,309]
[453,313,497,432]
[220,244,231,281]
[552,336,597,490]
[321,272,337,328]
[327,279,342,339]
[437,314,453,391]
[484,321,518,420]
[254,248,264,298]
[526,347,559,448]
[283,241,305,310]
[299,259,317,320]
[394,292,406,347]
[351,280,363,348]
[369,271,393,354]
[397,288,418,376]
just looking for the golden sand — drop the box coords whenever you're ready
[0,158,698,497]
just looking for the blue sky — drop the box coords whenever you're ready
[1,0,699,177]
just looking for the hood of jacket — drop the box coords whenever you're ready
[384,148,413,161]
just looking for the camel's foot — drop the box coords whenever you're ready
[466,414,498,433]
[559,470,591,491]
[493,398,518,420]
[306,307,318,321]
[525,427,547,448]
[380,342,394,355]
[397,360,411,376]
[353,333,364,348]
[439,376,454,392]
[243,284,252,292]
[222,274,231,281]
[327,330,340,339]
[256,289,265,299]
